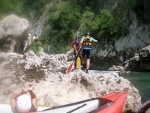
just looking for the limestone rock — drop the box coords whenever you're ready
[0,14,29,52]
[0,51,142,112]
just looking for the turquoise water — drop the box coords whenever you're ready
[121,72,150,103]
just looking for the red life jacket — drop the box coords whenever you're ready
[70,40,80,51]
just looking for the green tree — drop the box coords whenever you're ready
[42,2,82,53]
[92,10,122,41]
[0,0,24,17]
[79,11,95,35]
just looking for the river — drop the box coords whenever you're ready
[121,72,150,103]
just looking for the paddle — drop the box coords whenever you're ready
[67,48,82,73]
[66,61,74,73]
[66,31,81,73]
[67,104,87,113]
[75,31,81,68]
[89,102,113,113]
[76,55,81,68]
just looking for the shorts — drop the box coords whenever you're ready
[82,49,91,59]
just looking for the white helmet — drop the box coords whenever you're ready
[17,94,32,113]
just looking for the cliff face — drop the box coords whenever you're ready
[102,0,150,52]
[90,0,150,71]
[0,15,29,53]
[115,22,150,52]
[143,0,150,19]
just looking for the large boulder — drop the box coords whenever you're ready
[0,14,29,53]
[120,45,150,71]
[0,51,142,112]
[139,45,150,71]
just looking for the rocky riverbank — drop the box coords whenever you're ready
[0,50,142,112]
[0,14,145,112]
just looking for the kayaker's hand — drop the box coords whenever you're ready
[76,50,78,55]
[94,40,98,43]
[27,83,34,91]
[21,88,28,94]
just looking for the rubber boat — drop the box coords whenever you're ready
[0,91,128,113]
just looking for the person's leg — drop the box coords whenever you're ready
[86,59,90,70]
[81,50,86,70]
[85,50,91,73]
[81,57,85,65]
[81,57,86,70]
[74,50,77,69]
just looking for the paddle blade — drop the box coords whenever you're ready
[76,56,81,68]
[67,62,73,73]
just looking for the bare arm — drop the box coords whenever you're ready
[29,90,37,98]
[80,39,83,45]
[79,38,83,50]
[10,91,22,113]
[29,90,37,110]
[28,83,37,110]
[94,39,98,43]
[10,88,28,113]
[73,44,77,52]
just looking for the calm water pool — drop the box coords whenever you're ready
[121,72,150,103]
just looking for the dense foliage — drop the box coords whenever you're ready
[40,0,124,53]
[0,0,24,18]
[42,1,82,53]
[0,0,148,53]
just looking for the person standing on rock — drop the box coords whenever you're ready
[10,83,37,113]
[80,32,98,73]
[71,36,81,56]
[71,36,81,68]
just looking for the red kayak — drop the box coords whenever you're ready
[94,91,128,113]
[29,91,128,113]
